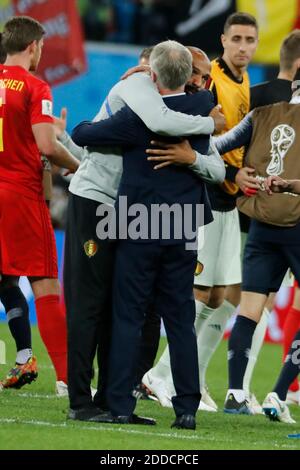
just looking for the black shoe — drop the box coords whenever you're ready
[67,406,105,422]
[171,414,196,430]
[94,411,156,425]
[93,392,110,412]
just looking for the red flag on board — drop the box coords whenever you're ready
[5,0,87,86]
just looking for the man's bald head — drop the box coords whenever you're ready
[186,46,211,93]
[187,46,209,61]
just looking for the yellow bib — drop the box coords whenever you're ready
[210,59,250,195]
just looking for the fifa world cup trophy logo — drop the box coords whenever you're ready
[266,125,295,176]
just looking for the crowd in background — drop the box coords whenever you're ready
[48,0,279,230]
[77,0,179,45]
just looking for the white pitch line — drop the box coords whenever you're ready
[0,417,213,442]
[1,392,60,399]
[0,418,298,449]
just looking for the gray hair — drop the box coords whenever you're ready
[149,40,192,90]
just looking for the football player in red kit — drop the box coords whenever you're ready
[0,16,79,392]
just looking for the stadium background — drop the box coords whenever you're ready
[0,0,299,342]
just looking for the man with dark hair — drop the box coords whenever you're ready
[1,15,45,54]
[189,10,258,410]
[280,30,300,76]
[215,27,300,411]
[251,30,300,109]
[0,25,68,395]
[0,16,79,391]
[0,34,7,63]
[223,11,258,34]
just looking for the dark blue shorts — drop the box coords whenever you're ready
[242,238,300,295]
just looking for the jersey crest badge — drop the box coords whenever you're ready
[195,261,204,276]
[84,240,98,258]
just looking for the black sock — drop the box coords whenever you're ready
[228,315,257,390]
[1,286,32,352]
[273,329,300,401]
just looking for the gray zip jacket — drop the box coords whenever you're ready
[65,73,225,205]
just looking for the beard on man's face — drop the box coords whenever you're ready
[185,82,200,94]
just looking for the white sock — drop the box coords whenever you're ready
[150,343,171,382]
[227,388,246,403]
[194,300,213,335]
[197,300,236,391]
[243,308,269,395]
[16,348,32,365]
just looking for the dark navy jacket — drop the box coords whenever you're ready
[72,90,214,244]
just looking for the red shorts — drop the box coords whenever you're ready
[0,187,58,278]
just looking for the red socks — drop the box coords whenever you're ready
[35,295,67,383]
[283,306,300,392]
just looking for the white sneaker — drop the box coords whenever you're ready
[55,381,97,399]
[286,389,300,406]
[201,386,218,411]
[247,393,263,415]
[262,392,296,424]
[142,371,172,407]
[55,380,68,397]
[198,400,217,412]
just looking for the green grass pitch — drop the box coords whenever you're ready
[0,323,300,450]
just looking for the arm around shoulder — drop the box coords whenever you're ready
[189,138,225,184]
[118,73,215,136]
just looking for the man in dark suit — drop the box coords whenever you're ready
[72,40,216,429]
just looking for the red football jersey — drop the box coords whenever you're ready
[0,64,54,199]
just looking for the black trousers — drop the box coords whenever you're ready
[64,194,115,410]
[107,241,201,418]
[134,303,161,386]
